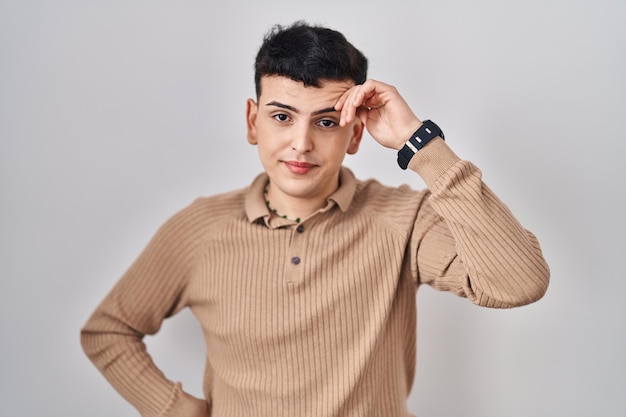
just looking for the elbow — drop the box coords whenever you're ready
[515,258,551,307]
[471,264,551,309]
[506,279,548,308]
[524,269,550,305]
[80,316,109,362]
[80,325,98,361]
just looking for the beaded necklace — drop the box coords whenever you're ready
[263,183,301,223]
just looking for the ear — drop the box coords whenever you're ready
[346,119,364,155]
[246,98,258,145]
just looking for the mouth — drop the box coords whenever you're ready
[283,160,318,175]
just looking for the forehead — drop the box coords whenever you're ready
[259,76,354,111]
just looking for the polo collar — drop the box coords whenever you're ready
[245,166,357,225]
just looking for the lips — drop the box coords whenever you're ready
[283,160,317,175]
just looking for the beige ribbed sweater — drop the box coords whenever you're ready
[81,139,549,417]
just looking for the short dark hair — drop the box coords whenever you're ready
[254,21,368,98]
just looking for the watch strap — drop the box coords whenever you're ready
[397,119,444,170]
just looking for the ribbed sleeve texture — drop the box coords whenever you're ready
[81,140,549,417]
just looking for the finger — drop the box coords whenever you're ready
[339,86,362,126]
[351,82,372,109]
[355,106,371,126]
[334,88,351,111]
[339,80,380,126]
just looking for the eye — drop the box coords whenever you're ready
[273,113,290,122]
[317,119,338,128]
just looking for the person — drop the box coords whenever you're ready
[80,20,550,417]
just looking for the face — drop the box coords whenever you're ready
[246,76,363,209]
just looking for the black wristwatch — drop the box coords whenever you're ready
[396,119,444,170]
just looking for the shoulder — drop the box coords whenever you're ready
[185,186,248,220]
[350,178,431,233]
[155,186,249,242]
[354,178,428,209]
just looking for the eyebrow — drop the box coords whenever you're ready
[265,101,338,116]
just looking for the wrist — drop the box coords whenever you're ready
[396,119,445,170]
[395,121,424,151]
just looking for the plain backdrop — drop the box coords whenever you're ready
[1,1,625,416]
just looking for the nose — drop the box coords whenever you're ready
[290,124,313,153]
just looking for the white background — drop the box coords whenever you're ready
[1,1,625,416]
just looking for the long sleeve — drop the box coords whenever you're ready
[79,146,549,416]
[409,138,550,308]
[80,203,210,417]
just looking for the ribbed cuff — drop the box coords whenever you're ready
[161,383,209,417]
[408,138,461,188]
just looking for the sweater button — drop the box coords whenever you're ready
[296,225,305,233]
[291,256,301,265]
